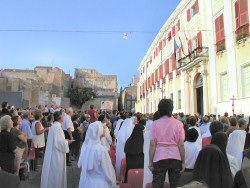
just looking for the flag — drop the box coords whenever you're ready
[178,35,186,56]
[174,38,180,53]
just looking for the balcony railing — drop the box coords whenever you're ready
[236,23,250,42]
[177,47,209,69]
[216,39,226,53]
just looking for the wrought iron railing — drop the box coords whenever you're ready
[236,23,250,42]
[177,47,209,69]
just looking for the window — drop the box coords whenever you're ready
[165,59,169,75]
[178,90,181,109]
[242,65,250,97]
[215,14,225,52]
[159,65,163,79]
[187,0,199,22]
[170,93,174,102]
[235,0,249,41]
[220,73,228,101]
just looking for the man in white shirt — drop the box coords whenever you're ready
[62,107,74,166]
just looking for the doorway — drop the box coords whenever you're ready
[196,86,203,115]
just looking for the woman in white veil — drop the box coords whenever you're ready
[115,118,135,180]
[78,121,116,188]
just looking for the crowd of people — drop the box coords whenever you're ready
[0,100,249,188]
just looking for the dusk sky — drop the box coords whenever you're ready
[0,0,180,88]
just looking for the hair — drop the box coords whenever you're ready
[209,121,224,136]
[202,116,209,123]
[0,115,12,131]
[1,101,8,109]
[53,110,63,122]
[186,128,199,142]
[153,111,160,121]
[112,110,117,115]
[238,118,247,128]
[98,114,106,122]
[224,112,228,117]
[34,110,42,120]
[47,114,54,122]
[11,116,19,127]
[220,117,230,126]
[90,105,94,109]
[189,116,197,126]
[22,111,30,119]
[71,114,79,122]
[230,117,237,127]
[158,99,173,117]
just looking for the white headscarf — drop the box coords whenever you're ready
[78,121,103,170]
[114,119,124,139]
[117,118,134,145]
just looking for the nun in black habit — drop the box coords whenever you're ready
[193,144,233,188]
[124,113,145,183]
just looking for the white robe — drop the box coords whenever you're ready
[115,118,134,179]
[101,123,112,152]
[41,122,69,188]
[78,121,116,188]
[184,141,201,169]
[227,154,240,178]
[114,119,123,140]
[227,129,246,166]
[143,120,153,187]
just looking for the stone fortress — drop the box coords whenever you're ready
[0,67,118,110]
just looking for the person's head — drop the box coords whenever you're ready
[158,99,173,117]
[71,114,79,122]
[220,117,230,126]
[189,116,197,127]
[47,114,54,123]
[230,117,237,127]
[34,110,42,121]
[112,110,117,115]
[186,128,199,142]
[22,111,31,120]
[90,105,94,110]
[202,116,209,123]
[98,114,106,123]
[238,118,248,130]
[11,115,22,127]
[148,113,154,120]
[53,110,65,123]
[66,107,74,116]
[193,145,233,188]
[224,112,228,117]
[85,121,104,141]
[0,115,13,131]
[211,132,228,156]
[153,111,160,121]
[85,114,90,122]
[209,120,224,136]
[1,101,9,109]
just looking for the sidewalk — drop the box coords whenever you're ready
[19,159,81,188]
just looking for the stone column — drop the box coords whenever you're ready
[224,0,238,98]
[155,82,158,112]
[165,75,169,99]
[184,71,190,114]
[173,70,177,111]
[201,62,209,115]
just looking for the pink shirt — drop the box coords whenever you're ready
[150,116,185,162]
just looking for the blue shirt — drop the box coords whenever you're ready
[20,119,33,139]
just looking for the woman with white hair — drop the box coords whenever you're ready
[0,115,16,173]
[78,121,116,188]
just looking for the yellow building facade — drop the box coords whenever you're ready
[136,0,250,117]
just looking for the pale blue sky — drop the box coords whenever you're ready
[0,0,180,88]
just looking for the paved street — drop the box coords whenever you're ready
[19,158,81,188]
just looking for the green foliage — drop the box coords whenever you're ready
[68,87,96,108]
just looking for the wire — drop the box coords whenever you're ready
[0,29,158,34]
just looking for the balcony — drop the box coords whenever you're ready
[177,47,209,70]
[236,23,250,42]
[216,39,226,53]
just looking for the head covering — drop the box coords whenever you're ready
[186,128,199,142]
[78,121,103,171]
[114,119,124,138]
[211,132,228,156]
[193,144,233,188]
[242,149,250,187]
[117,118,134,144]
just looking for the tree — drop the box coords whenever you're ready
[68,87,96,108]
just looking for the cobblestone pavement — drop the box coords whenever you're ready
[19,158,81,188]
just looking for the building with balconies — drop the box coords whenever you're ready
[137,0,250,117]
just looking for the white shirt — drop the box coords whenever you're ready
[184,141,201,169]
[199,122,211,136]
[62,114,74,132]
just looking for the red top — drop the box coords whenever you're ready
[88,109,97,123]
